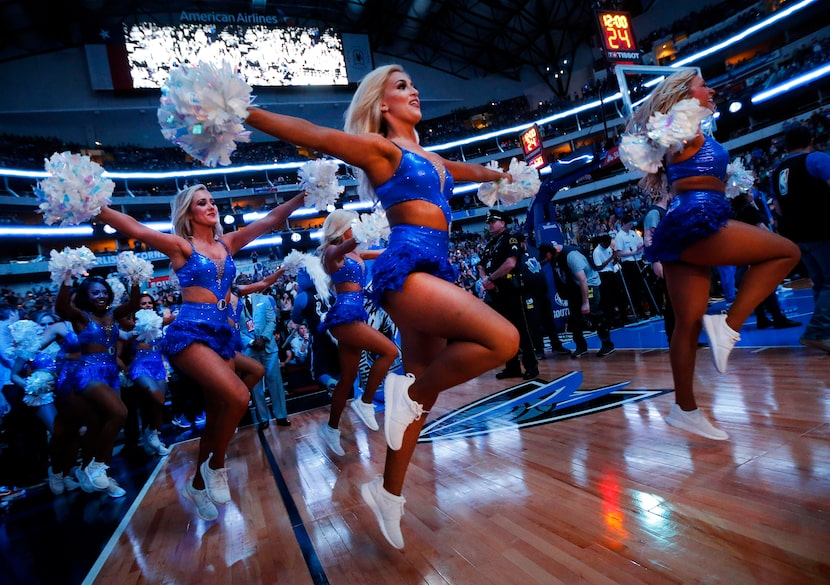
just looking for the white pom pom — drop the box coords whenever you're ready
[48,245,98,286]
[106,274,127,306]
[116,251,154,285]
[646,98,711,153]
[8,320,42,361]
[619,134,663,174]
[477,158,540,207]
[134,309,163,343]
[619,98,711,174]
[502,158,541,204]
[299,159,344,211]
[23,371,55,406]
[725,158,756,199]
[280,250,307,276]
[36,152,114,226]
[158,61,254,167]
[476,161,502,207]
[301,254,333,308]
[351,209,390,247]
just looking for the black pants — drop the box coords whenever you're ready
[494,288,538,374]
[598,270,626,324]
[566,285,612,351]
[620,261,654,317]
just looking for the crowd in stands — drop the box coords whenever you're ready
[717,34,830,139]
[0,135,303,173]
[640,0,762,59]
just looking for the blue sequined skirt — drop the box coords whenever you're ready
[77,351,120,390]
[320,290,369,332]
[56,358,81,396]
[160,302,237,360]
[369,224,456,306]
[128,348,168,381]
[646,190,732,263]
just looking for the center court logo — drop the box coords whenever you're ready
[418,371,671,443]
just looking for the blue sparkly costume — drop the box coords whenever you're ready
[76,311,120,390]
[31,351,57,374]
[56,326,80,396]
[646,135,733,263]
[320,257,370,332]
[160,241,238,360]
[369,146,457,304]
[128,340,167,382]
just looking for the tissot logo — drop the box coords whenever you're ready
[418,371,671,443]
[608,51,641,60]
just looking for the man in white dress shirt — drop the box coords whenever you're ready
[614,215,652,320]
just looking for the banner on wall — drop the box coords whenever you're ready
[541,262,570,331]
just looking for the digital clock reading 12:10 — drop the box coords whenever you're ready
[595,10,640,63]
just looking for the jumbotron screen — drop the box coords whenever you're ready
[124,22,349,88]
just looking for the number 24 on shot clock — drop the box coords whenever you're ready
[595,10,640,63]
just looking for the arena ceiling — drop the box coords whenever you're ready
[0,0,634,95]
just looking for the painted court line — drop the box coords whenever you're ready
[81,457,167,585]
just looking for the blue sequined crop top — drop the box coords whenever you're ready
[175,240,236,299]
[77,312,119,348]
[666,135,729,185]
[60,327,80,354]
[31,351,56,372]
[374,146,453,225]
[331,257,365,287]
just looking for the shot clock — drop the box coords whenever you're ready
[595,10,640,63]
[519,124,547,170]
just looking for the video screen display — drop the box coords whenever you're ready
[124,22,349,88]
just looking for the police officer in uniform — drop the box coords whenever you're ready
[478,209,539,379]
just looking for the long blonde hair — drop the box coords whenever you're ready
[343,64,406,201]
[625,69,699,197]
[170,184,224,240]
[317,208,358,290]
[318,208,358,253]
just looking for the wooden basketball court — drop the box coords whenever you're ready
[85,340,830,585]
